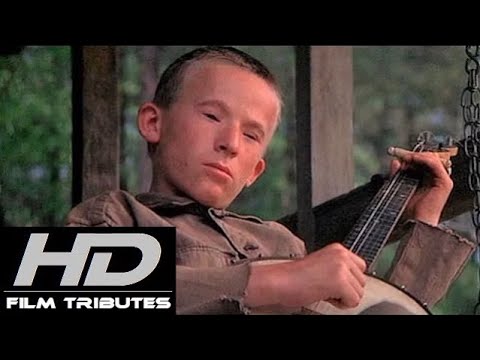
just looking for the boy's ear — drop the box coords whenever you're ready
[245,158,266,187]
[137,102,162,143]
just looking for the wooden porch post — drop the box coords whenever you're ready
[71,46,120,205]
[311,46,354,205]
[295,46,354,252]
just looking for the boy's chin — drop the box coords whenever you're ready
[192,191,233,210]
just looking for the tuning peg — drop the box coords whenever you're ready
[445,136,455,147]
[417,131,434,145]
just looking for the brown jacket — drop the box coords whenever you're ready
[66,190,475,314]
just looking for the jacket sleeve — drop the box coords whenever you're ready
[176,262,253,315]
[385,220,476,308]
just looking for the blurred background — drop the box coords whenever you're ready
[0,45,478,314]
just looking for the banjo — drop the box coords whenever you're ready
[252,133,457,315]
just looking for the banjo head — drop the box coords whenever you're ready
[306,274,431,315]
[249,259,430,315]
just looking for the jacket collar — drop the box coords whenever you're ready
[135,192,197,209]
[134,192,262,222]
[135,192,228,217]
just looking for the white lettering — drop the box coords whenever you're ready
[61,297,171,309]
[6,297,56,309]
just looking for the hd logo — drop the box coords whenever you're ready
[0,228,175,315]
[14,233,162,286]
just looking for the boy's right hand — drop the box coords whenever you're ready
[245,243,367,310]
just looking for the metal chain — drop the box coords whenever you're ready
[461,45,480,315]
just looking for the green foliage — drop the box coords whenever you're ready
[119,46,143,192]
[353,46,466,179]
[0,46,71,226]
[433,256,479,315]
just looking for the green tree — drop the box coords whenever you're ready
[0,46,71,226]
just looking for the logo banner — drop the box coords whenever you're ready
[0,227,175,317]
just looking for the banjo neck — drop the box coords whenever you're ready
[342,169,419,272]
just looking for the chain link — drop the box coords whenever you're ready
[461,45,480,315]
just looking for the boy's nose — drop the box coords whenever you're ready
[215,125,240,156]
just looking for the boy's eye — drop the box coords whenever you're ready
[204,113,219,122]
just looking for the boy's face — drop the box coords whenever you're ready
[150,60,280,209]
